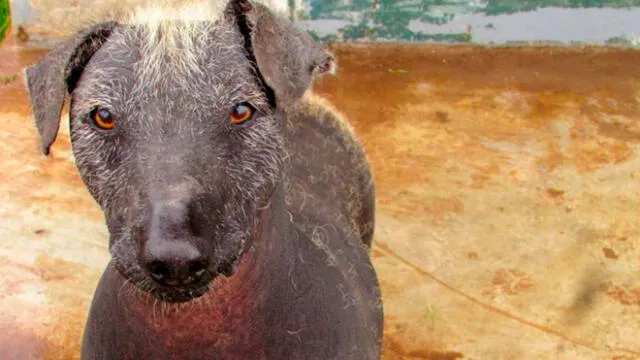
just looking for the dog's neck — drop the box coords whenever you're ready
[110,183,292,357]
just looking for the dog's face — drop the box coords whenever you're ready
[69,21,284,302]
[24,0,334,302]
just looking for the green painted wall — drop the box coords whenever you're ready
[4,0,640,46]
[0,0,9,43]
[301,0,640,44]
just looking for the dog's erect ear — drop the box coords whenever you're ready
[225,0,336,108]
[24,22,118,155]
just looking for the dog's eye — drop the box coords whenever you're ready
[90,108,116,130]
[230,103,255,125]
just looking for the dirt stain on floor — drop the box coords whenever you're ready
[2,40,640,359]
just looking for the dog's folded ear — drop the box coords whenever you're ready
[225,0,336,108]
[24,21,118,155]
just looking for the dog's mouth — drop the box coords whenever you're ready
[147,281,212,303]
[112,255,242,303]
[114,258,212,303]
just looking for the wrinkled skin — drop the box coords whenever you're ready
[24,0,382,359]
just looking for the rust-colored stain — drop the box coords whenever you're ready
[490,269,537,296]
[433,111,450,124]
[605,284,640,307]
[612,356,639,360]
[383,335,464,360]
[546,188,565,198]
[602,247,619,260]
[3,41,640,359]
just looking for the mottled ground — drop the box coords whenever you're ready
[1,38,640,359]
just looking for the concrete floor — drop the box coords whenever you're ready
[1,40,640,359]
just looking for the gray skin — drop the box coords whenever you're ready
[24,0,382,359]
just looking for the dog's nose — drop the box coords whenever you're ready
[143,241,208,286]
[142,199,209,287]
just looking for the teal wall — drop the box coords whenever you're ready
[4,0,640,46]
[299,0,640,44]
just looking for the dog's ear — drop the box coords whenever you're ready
[226,0,336,108]
[24,22,118,155]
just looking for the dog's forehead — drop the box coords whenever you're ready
[75,23,257,110]
[85,23,247,79]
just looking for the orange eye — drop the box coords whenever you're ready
[230,103,254,125]
[91,108,116,130]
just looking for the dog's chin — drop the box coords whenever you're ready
[147,282,212,303]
